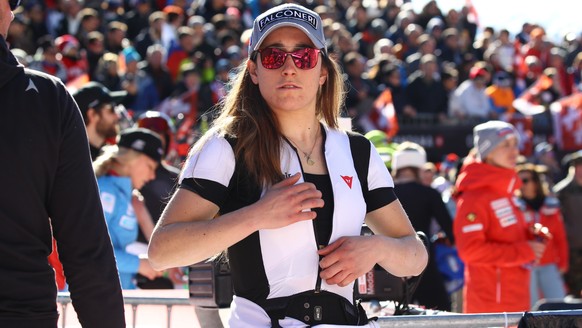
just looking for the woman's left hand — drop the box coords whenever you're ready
[317,236,378,287]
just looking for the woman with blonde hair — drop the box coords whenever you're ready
[148,3,427,327]
[95,128,164,289]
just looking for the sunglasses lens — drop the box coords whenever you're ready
[259,48,320,70]
[260,48,286,69]
[291,48,319,69]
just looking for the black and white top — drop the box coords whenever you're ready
[180,125,396,327]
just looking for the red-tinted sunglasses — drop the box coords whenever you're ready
[9,0,20,10]
[256,47,321,70]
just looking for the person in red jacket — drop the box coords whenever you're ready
[453,120,546,313]
[516,163,569,308]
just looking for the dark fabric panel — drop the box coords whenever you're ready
[179,178,229,208]
[366,187,397,213]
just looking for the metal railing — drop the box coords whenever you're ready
[376,312,523,327]
[57,292,191,328]
[56,292,582,328]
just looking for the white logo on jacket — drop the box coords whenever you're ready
[490,197,517,228]
[100,192,116,213]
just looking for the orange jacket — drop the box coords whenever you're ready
[522,198,569,271]
[454,160,536,313]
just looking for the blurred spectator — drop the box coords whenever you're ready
[54,0,84,37]
[343,51,380,132]
[553,150,582,298]
[485,71,515,120]
[159,62,214,121]
[532,142,562,186]
[7,12,35,54]
[25,1,50,42]
[548,47,575,97]
[441,65,459,111]
[93,128,164,289]
[134,10,165,59]
[453,121,545,313]
[189,0,228,22]
[405,33,436,76]
[166,25,196,82]
[85,31,105,80]
[75,7,100,48]
[392,142,454,311]
[72,82,126,160]
[516,163,569,308]
[141,43,174,104]
[370,60,411,116]
[520,27,551,70]
[415,0,444,30]
[161,5,185,51]
[124,0,153,41]
[421,162,438,187]
[449,64,492,121]
[209,57,231,102]
[438,28,463,69]
[405,54,448,122]
[94,52,123,91]
[29,35,68,82]
[105,21,128,54]
[489,29,516,74]
[120,47,158,114]
[55,33,88,82]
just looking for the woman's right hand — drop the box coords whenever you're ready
[253,173,323,230]
[138,258,163,280]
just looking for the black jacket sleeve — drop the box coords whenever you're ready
[47,80,125,327]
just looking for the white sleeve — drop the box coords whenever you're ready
[367,141,394,191]
[179,134,236,187]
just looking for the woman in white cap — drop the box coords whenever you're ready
[148,3,427,327]
[453,120,546,313]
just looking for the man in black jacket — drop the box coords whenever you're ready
[0,1,125,327]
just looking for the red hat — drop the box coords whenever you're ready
[469,66,488,79]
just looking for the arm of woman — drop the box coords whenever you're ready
[148,173,323,270]
[318,200,428,287]
[132,190,154,242]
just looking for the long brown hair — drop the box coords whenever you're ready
[192,54,345,186]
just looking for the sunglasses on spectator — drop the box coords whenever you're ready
[255,47,321,70]
[9,0,20,11]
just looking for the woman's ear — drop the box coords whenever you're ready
[319,66,328,85]
[248,60,259,84]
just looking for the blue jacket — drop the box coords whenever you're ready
[98,175,139,289]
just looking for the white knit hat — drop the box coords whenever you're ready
[391,142,427,173]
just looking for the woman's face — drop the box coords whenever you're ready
[518,171,537,199]
[248,26,328,117]
[485,136,520,169]
[129,154,157,189]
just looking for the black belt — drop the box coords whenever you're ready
[258,290,371,327]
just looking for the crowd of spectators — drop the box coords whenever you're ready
[7,0,582,145]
